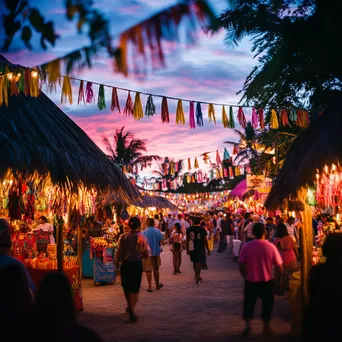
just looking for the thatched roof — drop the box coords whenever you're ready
[0,56,139,202]
[141,195,178,211]
[265,100,342,209]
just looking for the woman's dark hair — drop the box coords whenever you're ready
[129,217,141,231]
[39,216,48,223]
[36,271,76,322]
[154,214,159,220]
[244,213,251,219]
[200,221,206,227]
[252,223,266,239]
[192,216,201,225]
[322,233,342,263]
[275,223,289,238]
[175,222,182,234]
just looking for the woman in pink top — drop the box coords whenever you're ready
[273,223,299,290]
[171,223,183,275]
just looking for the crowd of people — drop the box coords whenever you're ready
[1,208,342,340]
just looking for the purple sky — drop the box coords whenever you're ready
[2,0,256,176]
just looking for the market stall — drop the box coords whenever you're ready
[0,55,139,309]
[265,99,342,324]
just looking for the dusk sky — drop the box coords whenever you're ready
[2,0,257,177]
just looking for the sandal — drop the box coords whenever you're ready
[147,289,153,293]
[156,283,164,290]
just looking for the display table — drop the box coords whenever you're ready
[28,266,84,311]
[93,247,116,286]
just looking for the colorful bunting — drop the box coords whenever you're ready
[124,91,134,115]
[258,108,265,129]
[176,99,185,125]
[223,148,230,160]
[237,106,247,128]
[145,94,155,116]
[61,76,72,104]
[289,109,297,122]
[222,105,229,128]
[24,69,31,96]
[270,109,279,129]
[252,108,258,129]
[77,80,85,104]
[202,153,210,164]
[296,109,309,128]
[133,92,144,120]
[29,69,39,97]
[208,103,216,124]
[111,87,121,112]
[85,82,94,103]
[228,106,235,128]
[97,84,106,110]
[196,102,203,127]
[161,97,169,123]
[189,101,196,129]
[216,150,221,165]
[188,158,192,171]
[194,158,199,169]
[280,109,290,127]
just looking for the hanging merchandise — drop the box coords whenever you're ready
[188,158,192,171]
[176,99,185,125]
[237,106,247,128]
[208,103,216,124]
[124,91,134,115]
[223,168,228,178]
[170,162,175,175]
[194,158,199,169]
[280,109,290,127]
[270,109,279,129]
[111,87,121,112]
[222,106,229,128]
[252,108,258,129]
[161,96,170,123]
[97,84,106,110]
[61,76,72,104]
[145,94,156,116]
[228,167,234,179]
[296,109,309,128]
[289,109,297,122]
[196,102,203,127]
[133,92,144,120]
[202,153,210,164]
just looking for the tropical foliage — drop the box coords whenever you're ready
[103,127,161,170]
[2,0,218,76]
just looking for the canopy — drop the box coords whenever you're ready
[0,56,139,202]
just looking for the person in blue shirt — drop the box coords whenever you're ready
[142,217,164,292]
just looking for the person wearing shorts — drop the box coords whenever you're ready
[142,218,164,292]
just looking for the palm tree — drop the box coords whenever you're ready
[224,122,259,169]
[103,127,161,172]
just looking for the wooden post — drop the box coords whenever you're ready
[56,217,64,272]
[77,224,83,277]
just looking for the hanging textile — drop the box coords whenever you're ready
[258,108,265,129]
[223,148,230,160]
[237,106,247,128]
[77,80,85,104]
[189,101,196,129]
[85,82,94,103]
[223,168,228,178]
[222,106,229,128]
[97,84,106,110]
[233,145,238,155]
[124,91,134,115]
[252,108,258,129]
[228,167,234,179]
[61,76,72,104]
[202,153,210,164]
[133,92,144,120]
[176,99,185,125]
[270,109,279,129]
[208,103,216,124]
[228,106,235,128]
[111,87,121,112]
[161,97,170,123]
[194,158,199,169]
[196,102,203,127]
[145,95,156,116]
[170,162,175,175]
[188,158,192,170]
[280,109,290,127]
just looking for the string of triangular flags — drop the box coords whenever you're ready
[0,65,310,130]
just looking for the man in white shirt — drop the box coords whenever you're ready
[286,217,295,236]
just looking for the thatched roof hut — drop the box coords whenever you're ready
[0,55,139,202]
[265,100,342,210]
[141,195,178,211]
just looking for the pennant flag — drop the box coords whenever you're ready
[202,153,210,164]
[97,84,106,110]
[289,109,297,122]
[194,157,199,169]
[133,92,144,120]
[170,162,175,175]
[189,101,196,129]
[229,167,234,179]
[280,109,290,126]
[145,95,156,116]
[9,75,19,96]
[296,110,309,128]
[222,106,229,128]
[223,148,230,160]
[29,69,39,97]
[252,108,258,129]
[161,97,169,123]
[216,150,221,165]
[258,108,265,129]
[111,87,121,112]
[188,158,192,170]
[224,168,228,178]
[46,59,60,92]
[24,69,31,96]
[233,145,238,155]
[196,102,203,127]
[176,99,185,125]
[208,103,216,124]
[237,106,247,128]
[228,106,235,128]
[85,82,94,103]
[77,80,85,104]
[124,91,134,115]
[270,109,279,129]
[61,76,72,104]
